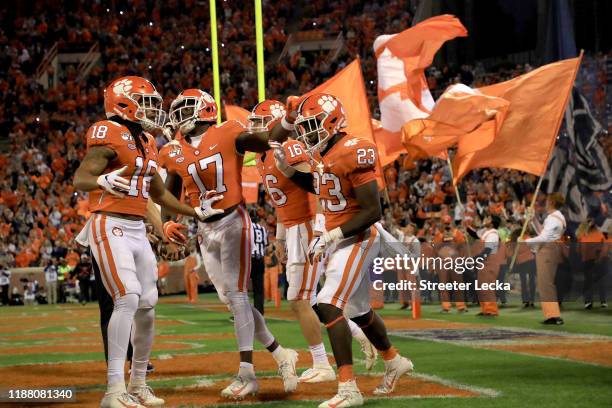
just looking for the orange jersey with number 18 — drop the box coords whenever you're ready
[312,134,378,231]
[256,140,316,227]
[159,120,245,209]
[86,120,159,217]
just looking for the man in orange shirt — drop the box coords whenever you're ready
[578,220,608,309]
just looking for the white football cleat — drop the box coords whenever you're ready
[127,384,165,407]
[100,391,145,408]
[355,333,378,370]
[276,348,299,392]
[299,365,337,383]
[318,380,363,408]
[373,355,414,395]
[220,375,259,400]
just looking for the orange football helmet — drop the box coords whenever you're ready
[104,76,166,130]
[248,100,287,132]
[169,89,217,133]
[295,93,346,153]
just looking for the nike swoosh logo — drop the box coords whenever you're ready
[118,401,138,408]
[329,398,347,408]
[232,383,248,395]
[209,144,218,150]
[299,372,319,382]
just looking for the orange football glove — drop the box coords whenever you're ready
[163,221,188,245]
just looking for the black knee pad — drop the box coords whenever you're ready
[350,309,374,328]
[316,303,343,325]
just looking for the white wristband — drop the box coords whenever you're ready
[323,227,344,244]
[313,213,326,234]
[281,116,295,131]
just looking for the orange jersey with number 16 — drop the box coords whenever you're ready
[159,120,245,209]
[312,134,378,231]
[256,140,316,227]
[86,120,159,217]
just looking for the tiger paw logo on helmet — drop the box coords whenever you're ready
[112,79,133,95]
[318,95,338,113]
[270,104,286,118]
[201,92,216,103]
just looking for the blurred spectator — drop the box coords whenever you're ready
[44,258,58,304]
[0,265,10,305]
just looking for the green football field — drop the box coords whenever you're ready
[0,294,611,407]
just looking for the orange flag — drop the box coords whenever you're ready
[375,15,468,165]
[452,54,582,182]
[402,84,509,159]
[305,59,385,188]
[241,166,260,204]
[375,15,467,117]
[225,105,250,126]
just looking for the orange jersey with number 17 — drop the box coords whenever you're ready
[159,120,245,209]
[86,119,159,217]
[256,140,316,227]
[312,135,378,231]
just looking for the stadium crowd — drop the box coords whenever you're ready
[0,1,609,309]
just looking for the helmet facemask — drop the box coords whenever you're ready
[132,92,167,131]
[247,113,274,132]
[170,96,215,135]
[295,111,331,154]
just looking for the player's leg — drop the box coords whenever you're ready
[286,223,334,382]
[127,231,163,407]
[316,231,383,408]
[89,215,145,408]
[344,230,413,396]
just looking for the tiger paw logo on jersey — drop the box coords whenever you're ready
[344,138,359,147]
[120,132,133,141]
[112,78,133,95]
[318,95,338,113]
[112,227,124,237]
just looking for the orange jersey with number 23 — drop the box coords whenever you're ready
[86,120,159,217]
[312,134,378,231]
[159,120,245,210]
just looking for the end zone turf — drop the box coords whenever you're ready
[1,294,611,407]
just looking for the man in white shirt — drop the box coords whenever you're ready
[44,259,58,305]
[524,193,566,325]
[467,215,502,316]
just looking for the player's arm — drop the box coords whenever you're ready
[145,200,164,237]
[73,146,118,192]
[161,170,184,223]
[235,122,292,154]
[340,180,382,238]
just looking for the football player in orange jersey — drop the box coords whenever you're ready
[159,89,298,399]
[251,100,376,383]
[73,76,222,408]
[271,93,414,408]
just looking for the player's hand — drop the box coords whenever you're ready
[269,141,295,177]
[307,236,325,264]
[286,95,301,122]
[275,239,287,264]
[194,190,224,221]
[97,165,130,197]
[308,227,344,263]
[163,221,188,245]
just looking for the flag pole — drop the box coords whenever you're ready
[254,0,265,102]
[446,150,471,256]
[507,51,583,274]
[507,173,544,274]
[446,153,463,210]
[209,0,222,124]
